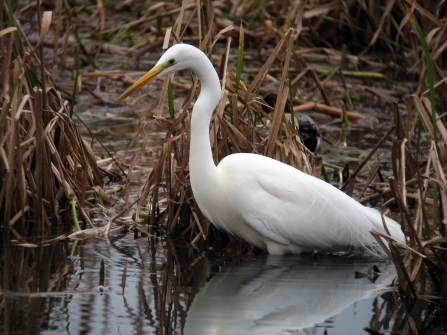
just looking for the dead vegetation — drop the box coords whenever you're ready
[1,0,447,328]
[0,1,103,242]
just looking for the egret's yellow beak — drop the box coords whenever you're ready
[115,62,167,104]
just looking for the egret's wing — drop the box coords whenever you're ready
[242,171,341,249]
[217,157,329,249]
[242,214,291,245]
[217,153,402,253]
[225,154,375,250]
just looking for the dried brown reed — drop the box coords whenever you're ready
[370,93,447,298]
[0,2,103,241]
[363,1,447,329]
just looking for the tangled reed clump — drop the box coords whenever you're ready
[0,2,103,241]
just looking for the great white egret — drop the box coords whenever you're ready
[116,44,405,255]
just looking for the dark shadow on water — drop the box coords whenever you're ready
[1,233,446,334]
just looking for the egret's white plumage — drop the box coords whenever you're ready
[117,44,406,256]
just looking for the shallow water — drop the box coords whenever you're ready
[2,233,437,335]
[184,255,396,335]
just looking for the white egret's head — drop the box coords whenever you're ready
[115,44,199,103]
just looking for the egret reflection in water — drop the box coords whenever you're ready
[184,256,396,335]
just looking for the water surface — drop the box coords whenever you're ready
[1,234,411,335]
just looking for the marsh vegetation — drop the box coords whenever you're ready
[1,0,446,333]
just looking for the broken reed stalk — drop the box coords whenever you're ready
[0,4,103,241]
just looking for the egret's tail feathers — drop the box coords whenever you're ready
[370,211,406,245]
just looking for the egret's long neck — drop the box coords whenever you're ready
[188,52,221,189]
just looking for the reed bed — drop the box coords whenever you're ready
[0,1,103,242]
[1,0,447,328]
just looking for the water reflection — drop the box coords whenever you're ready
[1,235,445,334]
[0,240,74,334]
[184,256,395,335]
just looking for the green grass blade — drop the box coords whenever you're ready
[5,0,22,55]
[341,103,350,126]
[235,23,244,93]
[73,30,99,70]
[25,61,39,88]
[168,78,175,118]
[345,90,353,106]
[71,198,81,231]
[69,239,78,257]
[321,164,329,182]
[6,1,39,92]
[70,48,80,118]
[110,25,132,45]
[98,191,104,206]
[409,11,437,145]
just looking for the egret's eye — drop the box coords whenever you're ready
[168,59,175,65]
